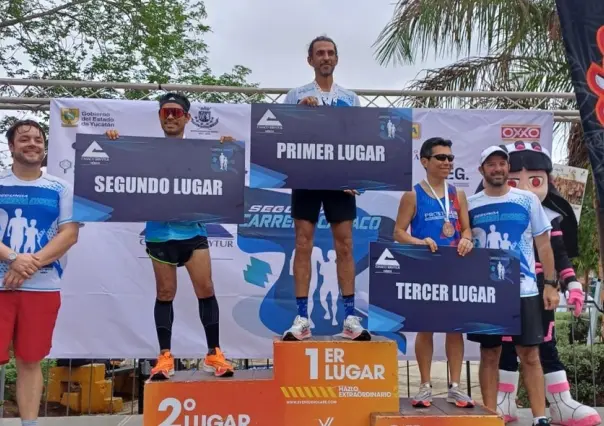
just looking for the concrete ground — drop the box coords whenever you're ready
[1,361,601,425]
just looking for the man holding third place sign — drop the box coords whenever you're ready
[393,137,475,409]
[105,93,236,380]
[467,146,558,426]
[281,35,370,342]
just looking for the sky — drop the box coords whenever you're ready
[202,0,456,90]
[0,0,570,162]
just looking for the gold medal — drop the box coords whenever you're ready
[442,221,456,238]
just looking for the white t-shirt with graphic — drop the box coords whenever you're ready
[283,81,361,107]
[0,170,75,292]
[467,187,551,297]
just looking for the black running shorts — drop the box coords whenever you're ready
[467,295,544,348]
[291,189,357,224]
[145,235,209,267]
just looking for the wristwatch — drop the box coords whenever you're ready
[7,252,17,263]
[544,279,558,287]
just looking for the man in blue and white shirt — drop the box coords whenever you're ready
[282,36,369,342]
[0,119,79,426]
[467,146,559,426]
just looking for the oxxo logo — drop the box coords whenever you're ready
[500,125,541,141]
[305,347,385,381]
[157,397,250,426]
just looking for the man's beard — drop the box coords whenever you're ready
[13,152,43,166]
[485,174,507,187]
[318,64,334,77]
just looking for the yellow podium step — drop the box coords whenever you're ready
[371,398,505,426]
[273,335,399,426]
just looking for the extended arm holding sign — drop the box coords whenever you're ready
[535,232,559,310]
[456,190,474,257]
[106,129,235,143]
[394,191,437,252]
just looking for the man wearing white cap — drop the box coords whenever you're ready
[466,145,559,426]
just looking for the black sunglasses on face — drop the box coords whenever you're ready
[430,154,455,162]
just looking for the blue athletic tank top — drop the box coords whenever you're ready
[410,183,462,246]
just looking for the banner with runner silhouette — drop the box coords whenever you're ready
[368,242,521,334]
[47,98,552,360]
[72,133,245,223]
[249,104,413,191]
[555,0,604,212]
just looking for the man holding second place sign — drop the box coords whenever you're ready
[281,35,370,342]
[106,93,236,380]
[467,146,558,426]
[393,137,475,409]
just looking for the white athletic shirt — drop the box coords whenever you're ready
[0,169,75,292]
[283,81,361,107]
[467,187,551,297]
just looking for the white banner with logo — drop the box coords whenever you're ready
[47,99,553,360]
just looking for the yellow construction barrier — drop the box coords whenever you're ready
[46,363,123,414]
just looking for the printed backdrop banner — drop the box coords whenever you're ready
[72,134,245,223]
[48,98,554,360]
[249,104,413,191]
[368,243,521,334]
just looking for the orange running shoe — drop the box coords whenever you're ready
[202,348,234,377]
[149,351,175,381]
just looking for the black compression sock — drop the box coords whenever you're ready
[198,295,220,353]
[154,299,174,352]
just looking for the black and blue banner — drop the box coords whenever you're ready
[249,104,413,191]
[72,134,245,223]
[368,242,521,334]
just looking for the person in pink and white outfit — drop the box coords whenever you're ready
[494,141,601,426]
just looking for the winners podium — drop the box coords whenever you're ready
[143,336,503,426]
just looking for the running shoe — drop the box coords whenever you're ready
[447,384,475,408]
[202,348,234,377]
[149,351,175,381]
[282,315,312,341]
[411,383,433,407]
[341,315,371,341]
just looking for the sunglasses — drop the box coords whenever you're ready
[430,154,455,162]
[159,107,186,120]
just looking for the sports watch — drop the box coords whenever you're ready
[544,279,558,287]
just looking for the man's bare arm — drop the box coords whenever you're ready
[534,232,556,282]
[34,223,79,266]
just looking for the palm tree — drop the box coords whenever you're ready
[372,0,600,278]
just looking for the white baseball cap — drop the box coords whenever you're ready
[480,145,509,165]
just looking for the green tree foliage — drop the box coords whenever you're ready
[0,0,262,165]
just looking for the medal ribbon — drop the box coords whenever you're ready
[314,81,338,106]
[424,180,450,223]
